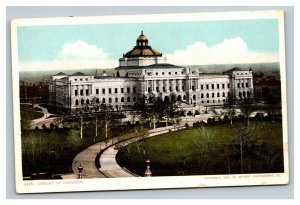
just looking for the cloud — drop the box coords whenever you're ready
[20,40,118,71]
[165,37,279,65]
[58,40,109,60]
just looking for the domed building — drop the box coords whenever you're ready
[49,31,254,114]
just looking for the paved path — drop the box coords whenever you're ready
[71,125,185,179]
[30,104,57,129]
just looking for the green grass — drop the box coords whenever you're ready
[20,104,44,130]
[116,121,284,176]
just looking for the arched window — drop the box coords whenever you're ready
[121,97,124,102]
[102,98,106,103]
[75,100,79,105]
[222,92,225,97]
[212,93,215,97]
[217,92,220,97]
[81,99,84,105]
[243,91,246,97]
[206,93,209,98]
[86,99,89,104]
[177,95,182,101]
[127,97,130,102]
[193,95,196,101]
[116,72,120,77]
[115,97,118,103]
[109,98,112,103]
[201,93,204,98]
[183,95,186,100]
[96,98,99,103]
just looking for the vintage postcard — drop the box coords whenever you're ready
[11,10,288,193]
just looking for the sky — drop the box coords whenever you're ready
[17,19,280,71]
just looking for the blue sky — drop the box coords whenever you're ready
[17,19,279,71]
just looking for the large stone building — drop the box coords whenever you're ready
[49,32,253,114]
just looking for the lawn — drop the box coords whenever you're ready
[20,104,44,130]
[116,121,284,176]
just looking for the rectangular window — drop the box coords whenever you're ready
[75,90,78,96]
[176,86,179,91]
[148,87,151,92]
[201,85,203,90]
[133,87,136,93]
[163,87,166,92]
[217,84,219,89]
[206,84,209,89]
[80,89,83,96]
[228,83,230,88]
[246,82,248,88]
[212,84,214,89]
[241,83,244,88]
[127,87,130,93]
[212,93,215,97]
[237,83,240,88]
[169,86,172,92]
[182,86,185,91]
[86,89,89,95]
[192,86,195,91]
[102,89,105,94]
[222,84,225,89]
[156,87,159,92]
[121,88,124,93]
[96,89,99,95]
[109,88,112,94]
[115,88,118,93]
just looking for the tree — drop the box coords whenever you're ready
[223,93,237,125]
[134,94,161,129]
[264,87,281,122]
[233,124,257,174]
[163,93,181,127]
[238,91,255,125]
[193,125,216,174]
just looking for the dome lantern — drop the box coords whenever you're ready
[136,30,148,46]
[123,31,162,58]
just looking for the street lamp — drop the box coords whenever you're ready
[77,163,83,179]
[144,159,152,177]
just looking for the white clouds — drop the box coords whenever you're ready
[58,40,109,60]
[20,40,117,71]
[165,37,279,65]
[20,38,279,72]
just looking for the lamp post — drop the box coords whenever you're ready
[77,163,83,179]
[144,159,152,177]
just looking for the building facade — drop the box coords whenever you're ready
[49,32,253,113]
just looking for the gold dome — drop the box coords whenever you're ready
[123,31,162,58]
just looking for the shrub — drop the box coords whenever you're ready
[185,123,190,128]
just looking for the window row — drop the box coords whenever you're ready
[95,87,136,95]
[147,86,199,93]
[75,97,136,105]
[201,99,226,104]
[200,83,229,90]
[237,82,249,88]
[147,71,185,76]
[74,78,89,81]
[201,92,228,98]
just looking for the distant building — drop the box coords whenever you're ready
[20,82,49,103]
[49,32,254,113]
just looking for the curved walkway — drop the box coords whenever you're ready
[30,104,57,129]
[71,125,185,178]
